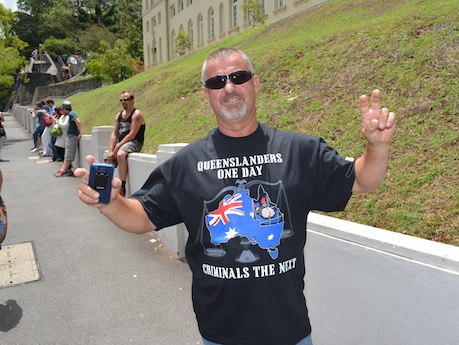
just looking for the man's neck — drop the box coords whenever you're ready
[123,106,135,115]
[215,108,259,137]
[217,118,259,138]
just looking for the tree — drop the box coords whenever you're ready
[175,29,193,56]
[12,0,144,61]
[115,0,143,58]
[39,3,80,40]
[92,0,117,27]
[0,4,28,108]
[42,37,79,61]
[14,0,75,57]
[86,39,136,83]
[242,0,268,27]
[78,25,117,54]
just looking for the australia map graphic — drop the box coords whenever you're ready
[205,184,286,260]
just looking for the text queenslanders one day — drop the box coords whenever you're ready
[196,153,283,172]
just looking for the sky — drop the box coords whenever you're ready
[1,0,17,11]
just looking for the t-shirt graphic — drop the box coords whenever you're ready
[118,120,131,140]
[204,180,292,261]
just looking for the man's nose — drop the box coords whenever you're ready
[223,78,237,91]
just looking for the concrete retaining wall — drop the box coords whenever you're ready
[304,213,459,345]
[33,78,102,103]
[12,104,459,344]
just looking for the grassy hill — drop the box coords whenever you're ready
[68,0,459,245]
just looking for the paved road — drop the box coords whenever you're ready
[0,113,201,345]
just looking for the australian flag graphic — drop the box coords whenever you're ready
[206,188,284,259]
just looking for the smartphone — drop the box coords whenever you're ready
[88,163,115,204]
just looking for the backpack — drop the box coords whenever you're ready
[43,115,52,127]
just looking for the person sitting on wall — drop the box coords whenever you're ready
[106,91,146,197]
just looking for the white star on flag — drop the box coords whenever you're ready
[225,227,239,240]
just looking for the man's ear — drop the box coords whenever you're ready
[253,75,260,95]
[203,87,210,103]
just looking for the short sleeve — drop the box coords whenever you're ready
[311,138,355,212]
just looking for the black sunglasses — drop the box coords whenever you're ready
[120,97,133,102]
[204,70,252,90]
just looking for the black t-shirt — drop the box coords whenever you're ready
[133,123,355,345]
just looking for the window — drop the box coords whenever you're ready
[232,0,238,28]
[153,40,157,64]
[147,44,150,66]
[170,4,176,17]
[199,15,204,43]
[171,30,176,55]
[220,4,225,34]
[179,0,184,12]
[278,0,285,8]
[210,8,215,38]
[158,12,161,24]
[189,20,194,40]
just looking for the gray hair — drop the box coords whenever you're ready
[201,48,255,85]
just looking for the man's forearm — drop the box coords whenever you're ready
[99,197,156,234]
[353,142,390,193]
[109,134,117,151]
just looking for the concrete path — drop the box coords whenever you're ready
[0,113,201,345]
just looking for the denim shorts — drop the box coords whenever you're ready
[202,334,313,345]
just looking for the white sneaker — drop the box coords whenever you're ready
[30,148,38,152]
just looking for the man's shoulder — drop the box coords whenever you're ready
[260,123,319,142]
[69,111,79,119]
[133,108,145,120]
[115,111,123,121]
[166,130,215,158]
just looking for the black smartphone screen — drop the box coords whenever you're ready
[94,172,109,191]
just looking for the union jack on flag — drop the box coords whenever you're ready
[208,193,245,226]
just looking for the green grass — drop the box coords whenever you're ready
[68,0,459,245]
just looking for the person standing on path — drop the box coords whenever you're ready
[30,102,45,152]
[0,111,7,162]
[0,169,7,249]
[54,101,82,177]
[76,48,396,345]
[41,98,56,157]
[52,106,69,162]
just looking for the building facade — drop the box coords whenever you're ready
[142,0,328,69]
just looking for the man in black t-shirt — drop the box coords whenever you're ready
[76,48,396,345]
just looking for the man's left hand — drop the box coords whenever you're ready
[359,89,396,146]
